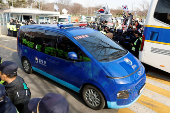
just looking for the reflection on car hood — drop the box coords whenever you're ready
[101,53,142,78]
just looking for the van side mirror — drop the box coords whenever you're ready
[68,52,78,60]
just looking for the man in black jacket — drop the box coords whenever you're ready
[0,61,31,113]
[113,29,125,47]
[0,84,18,113]
[131,31,142,58]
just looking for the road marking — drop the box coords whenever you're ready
[145,83,170,98]
[117,108,135,113]
[0,45,17,52]
[143,89,170,107]
[137,95,170,113]
[146,74,170,86]
[128,102,156,113]
[146,77,170,92]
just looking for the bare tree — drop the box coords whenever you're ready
[139,0,150,18]
[70,3,82,15]
[139,0,150,11]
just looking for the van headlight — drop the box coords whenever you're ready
[117,90,129,99]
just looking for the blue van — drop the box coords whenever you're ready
[17,23,146,110]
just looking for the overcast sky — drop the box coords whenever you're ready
[47,0,152,10]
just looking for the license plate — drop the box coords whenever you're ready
[139,84,146,94]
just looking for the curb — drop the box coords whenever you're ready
[0,35,16,38]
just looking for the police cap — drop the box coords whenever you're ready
[28,93,69,113]
[0,61,18,75]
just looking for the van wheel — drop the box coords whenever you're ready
[82,85,105,110]
[22,58,32,74]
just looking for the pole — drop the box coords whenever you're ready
[39,0,40,10]
[12,0,13,7]
[87,7,88,16]
[80,6,81,16]
[91,7,92,16]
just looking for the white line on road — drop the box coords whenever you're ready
[143,89,170,107]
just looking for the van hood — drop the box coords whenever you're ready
[101,53,143,79]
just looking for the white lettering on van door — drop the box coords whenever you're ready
[35,57,46,66]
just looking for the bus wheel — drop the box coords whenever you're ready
[22,58,32,74]
[82,85,105,110]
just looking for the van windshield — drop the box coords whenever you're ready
[73,32,127,62]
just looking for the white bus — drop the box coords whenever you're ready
[139,0,170,73]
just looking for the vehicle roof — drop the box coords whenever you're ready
[21,24,96,36]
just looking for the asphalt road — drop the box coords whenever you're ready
[0,35,170,113]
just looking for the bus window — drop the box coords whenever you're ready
[150,32,159,41]
[154,0,170,25]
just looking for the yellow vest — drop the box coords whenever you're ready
[7,23,10,29]
[12,25,17,31]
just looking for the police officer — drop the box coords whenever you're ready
[0,84,18,113]
[131,31,142,58]
[0,61,31,113]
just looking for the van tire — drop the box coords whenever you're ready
[22,58,32,74]
[82,85,105,110]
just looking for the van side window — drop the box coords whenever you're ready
[42,38,56,56]
[56,34,91,62]
[21,29,35,49]
[34,30,58,57]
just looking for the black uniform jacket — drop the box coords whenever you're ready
[0,96,17,113]
[3,76,31,113]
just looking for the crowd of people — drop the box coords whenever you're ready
[7,18,36,37]
[0,58,69,113]
[87,15,144,58]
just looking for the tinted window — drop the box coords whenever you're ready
[74,32,127,62]
[154,0,170,25]
[34,30,57,57]
[57,34,91,62]
[20,29,35,49]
